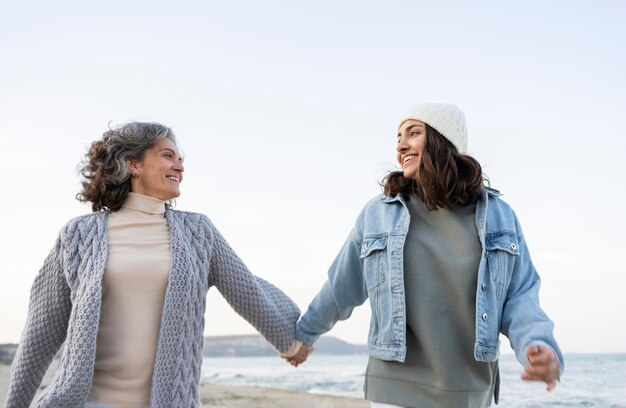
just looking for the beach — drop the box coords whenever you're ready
[0,363,368,407]
[199,382,368,407]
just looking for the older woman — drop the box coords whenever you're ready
[5,122,301,407]
[288,104,563,407]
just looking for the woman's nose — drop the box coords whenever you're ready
[397,137,408,152]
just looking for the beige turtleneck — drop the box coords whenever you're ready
[88,192,171,406]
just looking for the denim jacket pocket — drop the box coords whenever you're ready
[360,236,387,293]
[485,231,520,300]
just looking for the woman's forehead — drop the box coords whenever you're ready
[398,119,426,132]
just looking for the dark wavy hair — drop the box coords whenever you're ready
[76,122,177,212]
[381,124,486,210]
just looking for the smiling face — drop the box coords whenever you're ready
[129,138,184,201]
[396,119,427,180]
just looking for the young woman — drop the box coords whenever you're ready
[288,104,563,407]
[5,122,301,407]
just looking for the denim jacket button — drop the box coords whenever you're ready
[482,313,488,321]
[510,243,517,250]
[481,283,487,291]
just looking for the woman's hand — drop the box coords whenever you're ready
[521,345,561,391]
[282,344,314,367]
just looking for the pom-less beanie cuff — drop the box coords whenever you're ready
[399,103,468,153]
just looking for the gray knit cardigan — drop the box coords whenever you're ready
[5,210,300,407]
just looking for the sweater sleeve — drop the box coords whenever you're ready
[205,219,300,354]
[4,234,72,408]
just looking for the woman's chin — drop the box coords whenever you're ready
[156,190,180,201]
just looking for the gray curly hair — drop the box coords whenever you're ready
[77,122,177,212]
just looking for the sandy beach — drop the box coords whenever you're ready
[0,363,368,407]
[199,382,368,407]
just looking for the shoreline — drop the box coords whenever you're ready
[0,364,368,407]
[200,382,368,407]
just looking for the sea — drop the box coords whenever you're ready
[202,353,626,407]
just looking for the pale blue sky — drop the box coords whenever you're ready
[1,1,625,353]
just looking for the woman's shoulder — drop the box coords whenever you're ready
[482,187,515,213]
[59,212,106,234]
[481,188,524,232]
[167,209,216,234]
[360,192,404,213]
[45,212,108,251]
[168,209,210,222]
[351,193,406,230]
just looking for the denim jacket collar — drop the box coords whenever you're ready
[380,186,501,206]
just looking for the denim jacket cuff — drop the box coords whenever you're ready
[295,325,320,346]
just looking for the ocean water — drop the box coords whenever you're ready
[202,353,626,407]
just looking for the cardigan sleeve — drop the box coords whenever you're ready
[205,219,300,354]
[4,234,72,408]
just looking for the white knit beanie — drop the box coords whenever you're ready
[399,103,468,153]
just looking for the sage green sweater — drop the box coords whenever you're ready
[365,193,497,407]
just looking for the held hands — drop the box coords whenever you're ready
[521,345,561,391]
[281,344,314,367]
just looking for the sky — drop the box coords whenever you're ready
[1,1,625,354]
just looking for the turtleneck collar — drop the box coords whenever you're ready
[122,192,167,215]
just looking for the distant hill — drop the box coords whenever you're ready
[0,344,17,364]
[0,336,366,363]
[202,335,367,357]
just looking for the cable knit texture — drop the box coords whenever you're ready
[5,210,300,407]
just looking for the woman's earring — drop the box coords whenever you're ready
[132,172,139,177]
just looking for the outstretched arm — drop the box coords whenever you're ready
[296,226,368,346]
[206,219,300,354]
[500,214,564,391]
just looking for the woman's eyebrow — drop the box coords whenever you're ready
[406,124,425,131]
[399,123,426,136]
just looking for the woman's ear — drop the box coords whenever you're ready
[128,159,142,178]
[128,159,140,172]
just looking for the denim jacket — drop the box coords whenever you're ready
[296,188,564,371]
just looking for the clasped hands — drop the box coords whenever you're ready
[280,343,314,367]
